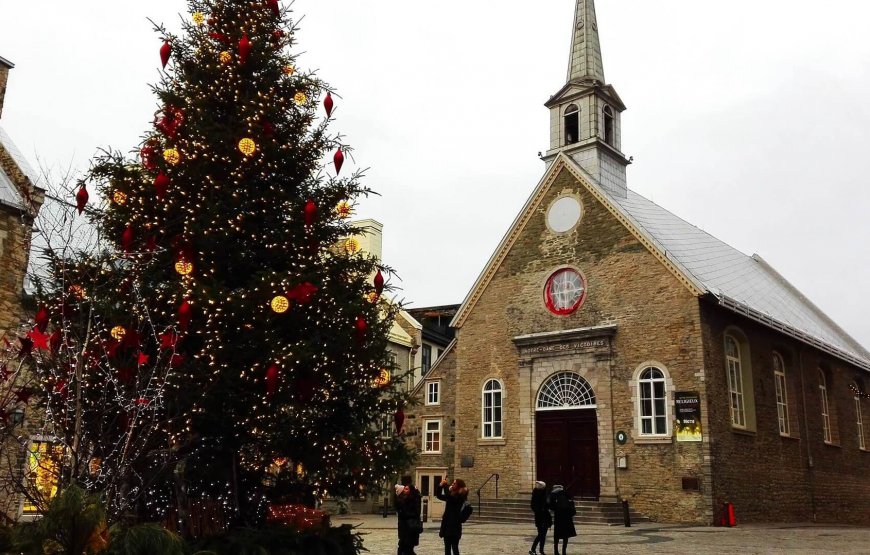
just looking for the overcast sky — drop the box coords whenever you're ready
[1,0,869,349]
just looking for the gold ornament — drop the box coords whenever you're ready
[163,148,181,166]
[366,291,379,304]
[283,65,295,76]
[174,260,193,276]
[111,326,127,340]
[372,369,391,388]
[344,237,361,255]
[68,284,86,299]
[192,12,205,25]
[238,138,257,156]
[271,295,289,313]
[335,200,352,219]
[113,191,128,205]
[293,92,307,105]
[219,51,232,64]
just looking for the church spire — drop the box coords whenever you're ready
[568,0,605,83]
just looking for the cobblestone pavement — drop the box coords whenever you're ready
[332,515,870,554]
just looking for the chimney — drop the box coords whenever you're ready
[0,56,13,119]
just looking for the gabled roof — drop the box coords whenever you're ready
[410,339,456,397]
[0,126,41,186]
[451,154,870,372]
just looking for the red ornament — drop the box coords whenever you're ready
[154,172,170,198]
[266,363,279,397]
[170,353,186,368]
[155,106,185,138]
[27,329,50,351]
[354,315,367,342]
[263,120,276,138]
[324,92,334,117]
[286,282,318,304]
[178,299,192,331]
[49,329,62,353]
[304,199,317,226]
[373,270,385,297]
[159,332,178,350]
[140,144,156,170]
[14,388,33,404]
[208,32,229,44]
[121,225,135,253]
[267,0,280,16]
[333,148,344,175]
[271,29,285,42]
[239,34,252,64]
[137,352,150,366]
[136,397,150,406]
[35,306,49,332]
[394,408,405,434]
[160,41,171,68]
[75,184,89,214]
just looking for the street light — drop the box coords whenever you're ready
[10,407,25,427]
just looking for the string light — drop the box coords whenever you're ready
[163,148,181,166]
[270,296,289,313]
[110,326,127,340]
[293,92,307,105]
[238,138,257,156]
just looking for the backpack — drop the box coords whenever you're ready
[460,501,473,523]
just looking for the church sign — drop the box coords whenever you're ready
[674,392,702,442]
[519,338,607,356]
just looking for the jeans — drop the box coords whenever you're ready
[531,525,548,552]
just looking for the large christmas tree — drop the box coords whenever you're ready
[30,0,413,527]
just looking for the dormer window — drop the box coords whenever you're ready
[603,105,614,146]
[564,104,579,145]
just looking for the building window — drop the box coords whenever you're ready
[638,367,667,435]
[537,372,596,410]
[855,382,865,450]
[424,419,441,453]
[422,344,432,374]
[544,268,587,315]
[773,352,790,436]
[819,370,832,443]
[426,381,440,406]
[564,104,579,145]
[603,105,614,146]
[380,416,392,439]
[725,335,746,428]
[22,439,62,515]
[482,379,503,438]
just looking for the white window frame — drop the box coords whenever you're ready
[637,366,669,437]
[426,381,440,406]
[820,370,832,443]
[855,390,865,450]
[379,415,392,439]
[773,352,790,436]
[725,335,746,428]
[482,379,503,439]
[423,419,442,454]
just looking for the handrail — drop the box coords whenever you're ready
[475,473,500,517]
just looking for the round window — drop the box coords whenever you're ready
[544,268,587,315]
[546,196,582,233]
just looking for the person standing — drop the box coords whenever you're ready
[395,476,422,555]
[435,478,468,555]
[547,484,576,555]
[529,480,552,555]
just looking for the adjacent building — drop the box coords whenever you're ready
[405,0,870,525]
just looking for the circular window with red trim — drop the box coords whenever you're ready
[544,268,587,315]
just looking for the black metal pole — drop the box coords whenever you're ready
[622,499,631,527]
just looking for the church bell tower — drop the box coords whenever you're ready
[542,0,630,198]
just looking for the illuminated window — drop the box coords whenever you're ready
[22,439,62,515]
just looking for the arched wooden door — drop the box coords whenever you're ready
[535,372,600,500]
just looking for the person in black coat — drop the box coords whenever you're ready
[435,478,468,555]
[547,484,576,555]
[395,476,422,555]
[529,480,552,555]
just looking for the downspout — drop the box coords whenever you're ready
[797,348,817,522]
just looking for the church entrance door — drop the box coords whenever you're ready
[534,372,600,500]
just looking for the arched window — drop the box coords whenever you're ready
[725,335,746,428]
[855,381,866,450]
[773,352,789,435]
[603,105,614,146]
[537,372,596,410]
[638,367,667,436]
[819,369,832,443]
[482,379,503,438]
[564,104,579,145]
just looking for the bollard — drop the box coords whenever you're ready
[622,499,631,527]
[382,496,389,518]
[422,497,429,523]
[722,502,736,527]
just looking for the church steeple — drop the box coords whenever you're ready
[568,0,605,84]
[543,0,630,198]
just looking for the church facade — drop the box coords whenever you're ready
[406,0,870,524]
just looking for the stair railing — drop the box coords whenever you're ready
[475,473,500,517]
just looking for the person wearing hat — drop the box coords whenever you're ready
[529,480,552,555]
[395,476,422,555]
[547,484,576,555]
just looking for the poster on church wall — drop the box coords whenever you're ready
[674,392,702,442]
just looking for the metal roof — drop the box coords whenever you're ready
[0,126,41,187]
[610,185,870,367]
[0,163,26,210]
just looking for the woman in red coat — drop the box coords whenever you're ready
[435,478,468,555]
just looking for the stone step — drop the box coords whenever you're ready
[468,498,650,526]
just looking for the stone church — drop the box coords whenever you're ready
[406,0,870,524]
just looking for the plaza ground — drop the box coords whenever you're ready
[333,514,870,554]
